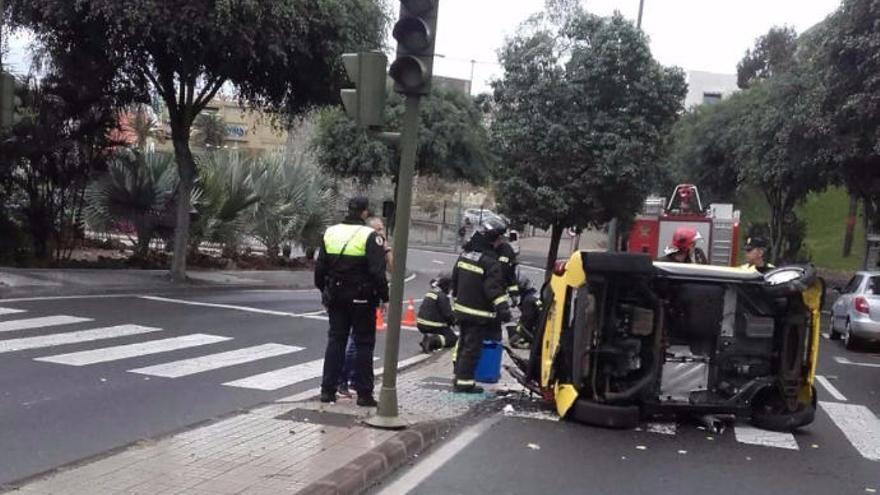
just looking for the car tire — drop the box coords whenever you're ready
[567,399,640,429]
[762,265,818,297]
[844,319,859,350]
[751,385,817,432]
[828,315,841,341]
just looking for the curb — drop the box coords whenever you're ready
[297,418,456,495]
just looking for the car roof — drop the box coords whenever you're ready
[653,262,765,282]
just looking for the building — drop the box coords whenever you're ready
[684,70,739,108]
[432,75,471,95]
[198,99,288,152]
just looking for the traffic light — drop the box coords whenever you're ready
[0,72,17,128]
[389,0,439,95]
[340,51,388,129]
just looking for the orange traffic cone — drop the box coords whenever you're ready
[402,298,417,326]
[375,307,387,331]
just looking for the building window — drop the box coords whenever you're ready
[702,92,723,105]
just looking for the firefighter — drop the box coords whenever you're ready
[451,219,512,393]
[495,239,519,342]
[740,236,775,273]
[416,275,458,353]
[510,277,542,349]
[660,227,708,264]
[315,197,388,406]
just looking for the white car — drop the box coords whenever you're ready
[829,271,880,349]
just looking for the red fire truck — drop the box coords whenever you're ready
[627,184,741,266]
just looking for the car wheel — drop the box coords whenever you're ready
[568,399,641,429]
[762,265,818,297]
[828,315,841,341]
[844,320,859,350]
[751,385,817,432]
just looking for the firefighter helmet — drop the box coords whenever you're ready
[665,227,703,255]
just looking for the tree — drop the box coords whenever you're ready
[193,112,226,149]
[10,0,388,280]
[312,88,493,186]
[491,9,687,272]
[809,0,880,269]
[736,26,798,89]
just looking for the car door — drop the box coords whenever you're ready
[833,275,861,328]
[865,275,880,322]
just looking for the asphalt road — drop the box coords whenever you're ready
[378,322,880,495]
[0,247,538,487]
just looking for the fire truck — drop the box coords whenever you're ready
[627,184,741,266]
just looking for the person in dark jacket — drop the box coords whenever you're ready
[660,227,708,264]
[315,197,388,406]
[510,277,542,349]
[451,219,512,393]
[417,275,458,353]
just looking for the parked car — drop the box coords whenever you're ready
[829,271,880,349]
[508,252,824,431]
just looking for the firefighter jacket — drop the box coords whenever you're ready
[417,287,455,329]
[451,246,511,324]
[660,247,708,264]
[496,241,519,298]
[314,219,389,304]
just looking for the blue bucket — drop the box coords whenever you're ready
[475,340,503,383]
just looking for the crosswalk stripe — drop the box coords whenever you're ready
[0,307,26,316]
[815,375,848,401]
[0,325,162,353]
[35,334,232,366]
[128,343,303,378]
[223,358,326,391]
[734,425,799,450]
[0,315,92,333]
[820,401,880,461]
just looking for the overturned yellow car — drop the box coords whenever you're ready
[509,251,823,431]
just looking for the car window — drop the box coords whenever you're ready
[843,275,862,294]
[868,276,880,296]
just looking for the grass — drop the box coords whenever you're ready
[735,186,865,272]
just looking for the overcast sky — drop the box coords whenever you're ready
[4,0,842,95]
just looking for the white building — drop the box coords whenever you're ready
[684,70,739,108]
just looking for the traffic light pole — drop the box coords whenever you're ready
[366,94,421,430]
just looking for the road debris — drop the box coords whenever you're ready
[527,443,541,450]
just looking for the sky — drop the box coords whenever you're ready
[4,0,843,95]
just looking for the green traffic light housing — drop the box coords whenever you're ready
[340,52,388,129]
[390,0,439,95]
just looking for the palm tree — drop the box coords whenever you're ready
[193,112,227,149]
[84,151,178,258]
[125,105,163,151]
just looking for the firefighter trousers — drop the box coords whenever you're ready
[454,320,492,384]
[321,300,376,397]
[418,325,458,351]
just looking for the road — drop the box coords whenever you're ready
[377,322,880,495]
[0,247,540,487]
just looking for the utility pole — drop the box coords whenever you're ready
[366,0,440,430]
[637,0,645,29]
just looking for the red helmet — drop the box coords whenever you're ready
[666,227,702,255]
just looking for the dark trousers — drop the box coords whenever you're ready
[321,300,376,396]
[454,320,491,382]
[418,325,458,351]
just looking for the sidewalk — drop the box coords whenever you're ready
[5,351,525,495]
[0,268,316,299]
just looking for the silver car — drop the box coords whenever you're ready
[829,271,880,349]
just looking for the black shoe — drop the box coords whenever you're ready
[357,395,378,407]
[420,335,431,354]
[320,391,336,403]
[453,383,484,394]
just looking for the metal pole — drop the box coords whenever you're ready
[366,94,421,430]
[637,0,645,29]
[469,59,476,96]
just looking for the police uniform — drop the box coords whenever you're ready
[416,286,458,352]
[315,217,388,404]
[740,236,774,273]
[451,234,511,392]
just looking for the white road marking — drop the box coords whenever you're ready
[816,375,848,401]
[0,315,93,333]
[139,296,301,317]
[734,425,799,450]
[405,273,417,283]
[835,356,880,368]
[0,307,25,316]
[35,334,231,366]
[646,422,677,435]
[375,415,504,495]
[129,343,303,378]
[224,357,379,391]
[374,353,432,375]
[820,401,880,461]
[432,260,445,265]
[0,294,131,303]
[0,325,162,353]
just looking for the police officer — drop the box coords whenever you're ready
[315,197,388,406]
[740,236,775,273]
[660,227,708,264]
[416,276,458,353]
[451,218,512,393]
